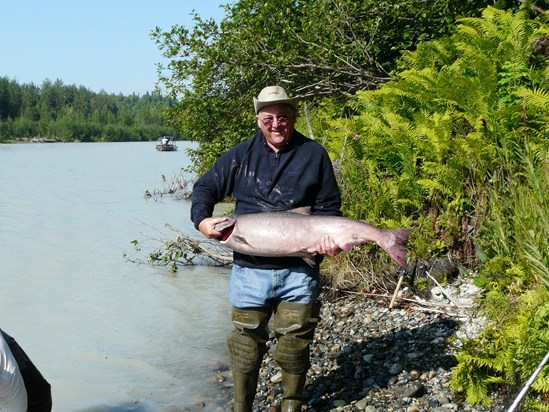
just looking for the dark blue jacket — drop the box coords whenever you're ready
[191,129,342,268]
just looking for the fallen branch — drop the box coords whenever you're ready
[144,172,193,200]
[322,287,477,316]
[409,305,455,315]
[389,272,405,309]
[165,224,233,264]
[124,222,232,270]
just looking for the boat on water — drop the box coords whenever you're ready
[155,136,178,151]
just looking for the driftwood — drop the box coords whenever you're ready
[389,272,405,309]
[143,172,193,201]
[323,286,477,316]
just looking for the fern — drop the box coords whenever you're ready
[324,6,549,407]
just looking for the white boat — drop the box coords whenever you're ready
[155,136,177,151]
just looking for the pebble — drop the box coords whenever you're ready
[270,371,282,384]
[389,363,404,375]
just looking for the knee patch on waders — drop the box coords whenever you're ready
[227,307,271,374]
[273,301,321,375]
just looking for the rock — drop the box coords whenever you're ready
[355,398,369,410]
[389,362,404,375]
[437,391,450,405]
[270,371,282,383]
[409,370,420,379]
[402,383,426,398]
[362,353,374,364]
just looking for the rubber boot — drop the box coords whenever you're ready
[280,372,307,412]
[273,301,321,412]
[232,371,259,412]
[227,307,271,412]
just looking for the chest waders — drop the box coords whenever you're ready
[227,307,270,412]
[227,301,321,412]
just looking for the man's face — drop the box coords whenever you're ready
[256,104,296,152]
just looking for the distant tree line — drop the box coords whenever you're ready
[0,77,178,143]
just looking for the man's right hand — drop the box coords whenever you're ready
[198,216,229,239]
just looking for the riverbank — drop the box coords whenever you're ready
[198,278,510,412]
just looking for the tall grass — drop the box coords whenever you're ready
[451,143,549,408]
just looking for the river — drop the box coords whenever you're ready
[0,141,231,411]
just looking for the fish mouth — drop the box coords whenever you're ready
[217,225,234,242]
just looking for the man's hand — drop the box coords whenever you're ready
[316,235,341,257]
[198,216,228,239]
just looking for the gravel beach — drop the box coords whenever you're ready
[192,279,509,412]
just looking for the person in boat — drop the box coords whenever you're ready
[161,136,169,145]
[191,85,342,411]
[0,329,52,411]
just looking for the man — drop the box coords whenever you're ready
[191,85,341,411]
[0,329,52,412]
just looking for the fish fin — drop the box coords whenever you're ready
[384,228,413,270]
[214,216,236,231]
[338,240,362,252]
[289,206,312,215]
[214,216,237,242]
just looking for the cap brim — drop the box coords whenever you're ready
[254,97,299,113]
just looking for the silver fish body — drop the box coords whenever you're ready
[215,211,412,269]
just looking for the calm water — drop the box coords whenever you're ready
[0,142,231,411]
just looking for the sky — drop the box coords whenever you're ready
[0,0,230,96]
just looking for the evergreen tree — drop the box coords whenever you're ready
[0,77,177,142]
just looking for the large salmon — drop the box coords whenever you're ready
[214,210,412,269]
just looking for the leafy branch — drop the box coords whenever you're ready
[124,223,232,272]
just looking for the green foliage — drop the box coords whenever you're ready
[452,145,549,407]
[316,6,549,406]
[324,5,548,255]
[0,77,177,142]
[450,289,549,408]
[478,148,549,285]
[152,0,497,174]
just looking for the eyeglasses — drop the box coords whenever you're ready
[259,113,291,127]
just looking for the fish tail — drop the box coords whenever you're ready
[384,228,413,270]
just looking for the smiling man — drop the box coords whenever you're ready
[191,85,342,412]
[254,89,296,152]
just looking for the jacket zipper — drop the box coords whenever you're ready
[273,152,280,167]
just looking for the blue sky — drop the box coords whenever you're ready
[0,0,230,95]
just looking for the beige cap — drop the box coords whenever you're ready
[253,85,299,113]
